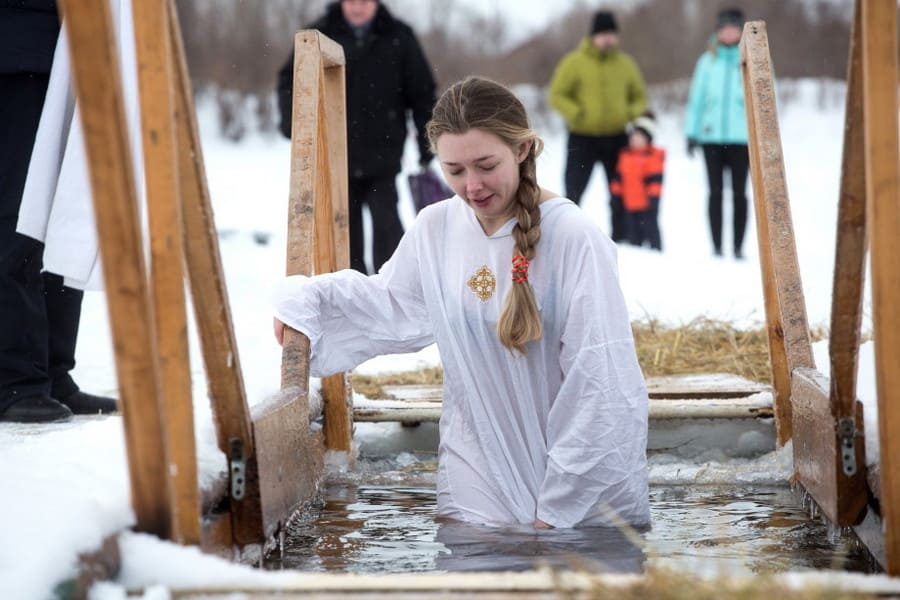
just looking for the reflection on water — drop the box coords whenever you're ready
[263,457,875,576]
[266,485,646,574]
[645,487,873,576]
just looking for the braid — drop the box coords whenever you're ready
[497,142,544,355]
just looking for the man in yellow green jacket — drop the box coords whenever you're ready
[549,11,648,242]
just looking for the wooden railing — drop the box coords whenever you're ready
[58,0,349,551]
[741,0,900,574]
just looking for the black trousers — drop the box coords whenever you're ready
[348,175,404,274]
[0,72,83,413]
[564,132,629,242]
[702,143,750,255]
[625,201,661,251]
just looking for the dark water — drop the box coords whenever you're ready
[264,475,875,575]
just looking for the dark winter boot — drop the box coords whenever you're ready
[57,390,118,415]
[0,395,73,423]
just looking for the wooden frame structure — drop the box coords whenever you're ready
[741,0,900,574]
[57,0,350,552]
[55,0,900,588]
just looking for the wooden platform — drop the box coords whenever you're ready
[354,374,773,424]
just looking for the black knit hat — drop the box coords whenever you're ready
[717,8,744,29]
[591,11,618,35]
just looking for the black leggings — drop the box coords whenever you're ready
[347,175,404,274]
[702,143,749,255]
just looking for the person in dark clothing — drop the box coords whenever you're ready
[548,10,648,242]
[277,0,437,274]
[0,0,117,422]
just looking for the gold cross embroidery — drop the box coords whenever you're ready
[467,265,496,302]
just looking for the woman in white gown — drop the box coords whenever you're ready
[273,76,649,530]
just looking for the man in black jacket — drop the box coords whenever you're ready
[0,0,117,422]
[277,0,437,274]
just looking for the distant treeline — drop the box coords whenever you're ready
[174,0,854,139]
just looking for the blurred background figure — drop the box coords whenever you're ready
[548,9,648,242]
[684,7,750,260]
[277,0,436,274]
[0,0,117,423]
[611,112,665,251]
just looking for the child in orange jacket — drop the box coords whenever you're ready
[610,114,665,250]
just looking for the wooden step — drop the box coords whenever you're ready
[353,374,773,424]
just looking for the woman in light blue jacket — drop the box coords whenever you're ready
[685,8,749,259]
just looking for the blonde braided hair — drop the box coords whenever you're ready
[426,77,544,354]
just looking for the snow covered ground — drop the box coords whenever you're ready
[0,79,889,598]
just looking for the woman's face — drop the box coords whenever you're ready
[436,128,530,234]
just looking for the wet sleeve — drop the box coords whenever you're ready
[536,231,648,528]
[272,221,434,377]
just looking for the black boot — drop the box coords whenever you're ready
[57,390,118,415]
[1,395,73,423]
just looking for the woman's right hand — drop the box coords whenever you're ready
[273,317,286,346]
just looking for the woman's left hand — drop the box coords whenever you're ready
[533,519,553,529]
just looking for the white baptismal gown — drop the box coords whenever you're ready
[273,196,650,528]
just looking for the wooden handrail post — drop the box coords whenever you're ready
[58,0,172,537]
[286,31,353,453]
[133,0,201,545]
[861,0,900,575]
[829,0,867,430]
[740,21,815,446]
[167,0,254,460]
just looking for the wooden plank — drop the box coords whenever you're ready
[861,0,900,575]
[379,375,769,405]
[740,21,816,446]
[282,31,352,449]
[829,0,867,425]
[317,38,352,453]
[133,0,200,545]
[791,368,867,526]
[355,395,774,423]
[775,1,869,532]
[58,0,172,537]
[645,374,767,399]
[316,35,353,452]
[168,1,253,458]
[318,33,345,69]
[323,52,350,273]
[167,2,261,546]
[168,570,635,595]
[240,400,325,544]
[281,30,320,392]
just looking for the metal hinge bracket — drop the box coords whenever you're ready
[229,438,246,500]
[838,418,858,477]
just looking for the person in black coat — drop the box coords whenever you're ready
[0,0,117,422]
[277,0,437,274]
